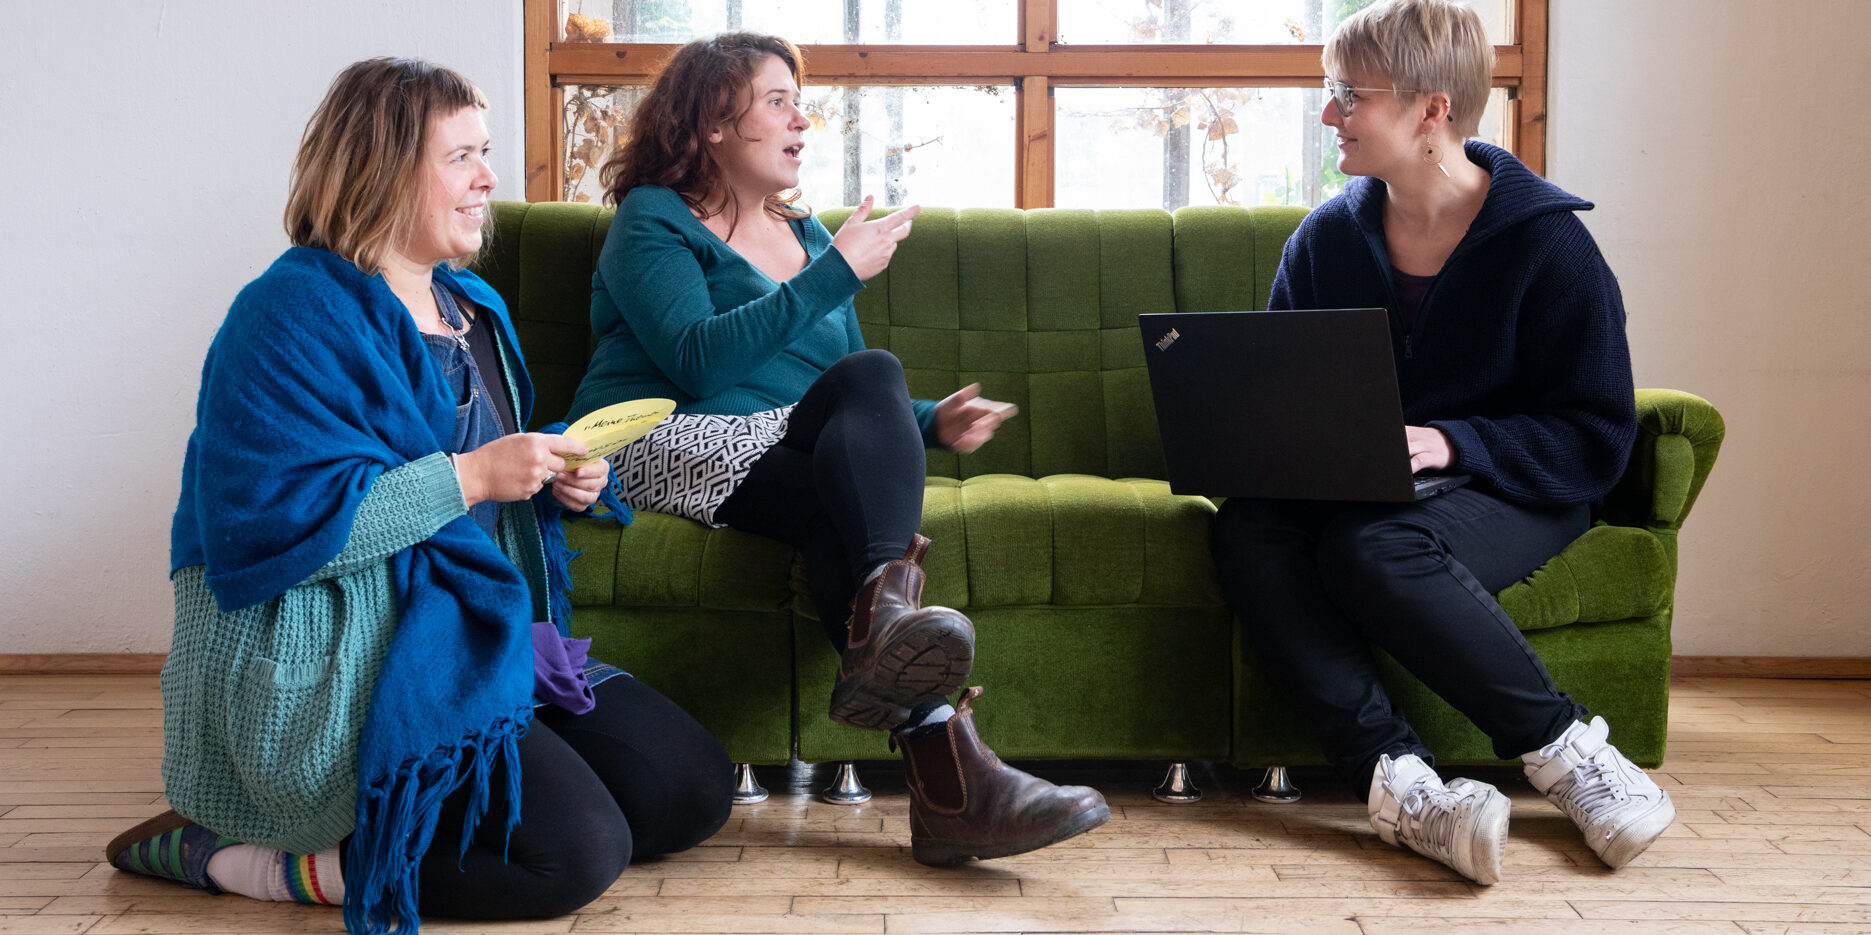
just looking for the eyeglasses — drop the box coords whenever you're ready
[1323,77,1426,117]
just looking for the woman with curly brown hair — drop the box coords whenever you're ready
[568,32,1109,866]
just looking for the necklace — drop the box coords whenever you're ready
[430,282,472,354]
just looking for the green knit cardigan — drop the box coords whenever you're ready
[160,453,552,853]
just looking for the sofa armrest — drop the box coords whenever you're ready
[1603,389,1725,532]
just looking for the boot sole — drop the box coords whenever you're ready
[829,622,975,731]
[911,799,1112,866]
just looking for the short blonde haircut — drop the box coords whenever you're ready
[1323,0,1494,137]
[285,58,489,274]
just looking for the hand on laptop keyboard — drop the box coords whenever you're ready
[1406,426,1453,473]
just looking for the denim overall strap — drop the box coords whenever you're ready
[426,281,507,540]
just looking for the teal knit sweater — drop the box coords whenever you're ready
[163,454,551,854]
[568,185,937,439]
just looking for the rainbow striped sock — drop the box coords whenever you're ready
[279,849,343,905]
[205,844,343,905]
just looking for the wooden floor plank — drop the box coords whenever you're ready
[0,916,104,934]
[1359,922,1746,934]
[1573,900,1871,923]
[0,675,1868,934]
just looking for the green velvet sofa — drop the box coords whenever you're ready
[472,200,1723,781]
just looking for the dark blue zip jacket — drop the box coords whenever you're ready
[1268,140,1636,506]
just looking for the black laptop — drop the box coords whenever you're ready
[1138,308,1469,502]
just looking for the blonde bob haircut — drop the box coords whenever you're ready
[1323,0,1494,138]
[285,57,489,274]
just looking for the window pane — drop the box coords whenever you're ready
[559,0,1013,44]
[1054,85,1506,210]
[561,85,644,204]
[1056,0,1509,46]
[560,83,1014,208]
[797,84,1015,209]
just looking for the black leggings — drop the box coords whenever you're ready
[411,675,732,919]
[715,349,928,649]
[1211,488,1590,796]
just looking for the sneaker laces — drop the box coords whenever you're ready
[1396,782,1487,854]
[1538,740,1629,818]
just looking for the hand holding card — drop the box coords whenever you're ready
[560,398,675,470]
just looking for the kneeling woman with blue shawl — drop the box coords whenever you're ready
[105,58,732,933]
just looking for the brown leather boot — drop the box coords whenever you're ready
[830,535,975,731]
[894,687,1111,866]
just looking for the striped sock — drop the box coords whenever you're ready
[115,821,237,891]
[278,849,344,906]
[205,845,343,905]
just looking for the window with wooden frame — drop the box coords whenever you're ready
[525,0,1547,210]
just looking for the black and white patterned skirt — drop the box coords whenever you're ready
[605,405,794,527]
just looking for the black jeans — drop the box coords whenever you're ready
[1210,487,1590,796]
[412,675,732,919]
[715,349,928,650]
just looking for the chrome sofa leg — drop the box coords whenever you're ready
[819,761,873,805]
[1152,761,1203,803]
[1252,765,1302,803]
[731,763,769,804]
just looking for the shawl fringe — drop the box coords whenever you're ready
[344,710,531,935]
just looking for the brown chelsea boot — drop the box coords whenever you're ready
[893,687,1111,865]
[829,534,976,731]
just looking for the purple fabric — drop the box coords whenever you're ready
[531,621,597,714]
[1390,266,1435,332]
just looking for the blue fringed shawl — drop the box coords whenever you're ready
[172,247,553,933]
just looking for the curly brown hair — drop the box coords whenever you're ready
[598,32,809,232]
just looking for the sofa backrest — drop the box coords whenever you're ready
[474,201,1306,480]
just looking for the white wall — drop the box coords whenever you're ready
[0,1,522,653]
[1549,0,1871,656]
[2,0,1865,657]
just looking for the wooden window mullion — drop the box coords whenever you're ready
[1019,0,1056,208]
[1016,77,1054,209]
[524,0,559,204]
[1514,0,1548,176]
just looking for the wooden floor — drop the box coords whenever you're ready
[3,676,1869,934]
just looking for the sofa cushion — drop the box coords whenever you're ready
[564,512,794,612]
[911,474,1222,610]
[824,207,1180,484]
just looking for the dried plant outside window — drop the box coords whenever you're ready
[562,85,638,203]
[1108,0,1259,207]
[1117,86,1261,205]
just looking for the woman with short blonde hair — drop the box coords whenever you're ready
[1212,0,1674,886]
[106,58,731,933]
[284,58,489,273]
[1323,0,1494,137]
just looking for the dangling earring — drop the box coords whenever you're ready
[1422,136,1450,179]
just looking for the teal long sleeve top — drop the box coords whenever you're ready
[569,185,937,440]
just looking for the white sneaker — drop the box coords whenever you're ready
[1368,753,1509,885]
[1522,716,1676,869]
